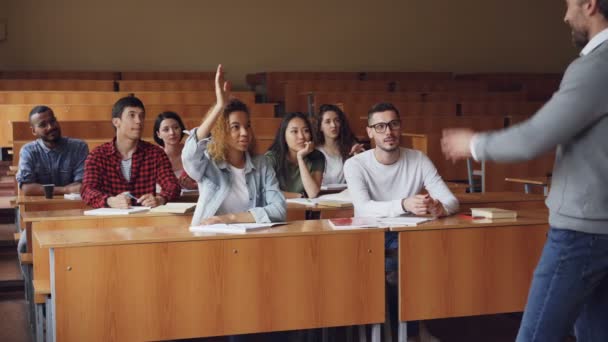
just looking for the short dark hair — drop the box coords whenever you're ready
[599,0,608,19]
[153,111,186,146]
[112,95,145,120]
[223,98,250,116]
[367,102,400,124]
[28,105,53,122]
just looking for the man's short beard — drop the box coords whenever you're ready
[572,29,589,49]
[378,144,399,153]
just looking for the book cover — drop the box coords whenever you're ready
[470,207,517,219]
[149,203,196,214]
[328,217,380,229]
[83,207,151,216]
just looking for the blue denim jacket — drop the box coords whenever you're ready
[16,137,89,188]
[182,128,286,225]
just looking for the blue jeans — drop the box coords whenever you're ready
[516,227,608,342]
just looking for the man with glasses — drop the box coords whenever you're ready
[344,102,458,341]
[16,105,89,252]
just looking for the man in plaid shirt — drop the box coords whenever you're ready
[81,96,180,208]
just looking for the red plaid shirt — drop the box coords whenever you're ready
[81,138,181,208]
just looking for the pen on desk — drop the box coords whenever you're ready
[125,192,139,203]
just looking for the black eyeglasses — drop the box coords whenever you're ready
[368,120,401,133]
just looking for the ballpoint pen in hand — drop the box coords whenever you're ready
[124,192,139,204]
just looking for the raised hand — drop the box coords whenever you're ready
[349,143,365,156]
[214,64,231,109]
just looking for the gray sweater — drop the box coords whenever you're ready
[474,40,608,234]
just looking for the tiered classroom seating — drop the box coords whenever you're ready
[10,117,282,164]
[0,90,259,148]
[246,71,454,103]
[0,80,116,91]
[0,71,120,80]
[455,72,562,101]
[117,80,215,91]
[120,71,215,80]
[293,86,526,113]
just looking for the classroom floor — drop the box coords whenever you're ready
[177,313,553,342]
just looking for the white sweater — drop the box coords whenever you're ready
[343,148,459,218]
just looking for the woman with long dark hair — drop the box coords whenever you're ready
[153,111,197,190]
[314,104,364,185]
[265,112,325,198]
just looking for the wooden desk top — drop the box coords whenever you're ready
[15,195,81,205]
[390,209,548,232]
[505,177,550,185]
[287,202,354,212]
[17,192,198,205]
[456,192,546,203]
[23,209,193,222]
[35,220,387,249]
[287,192,544,211]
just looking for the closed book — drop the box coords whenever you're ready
[470,208,517,219]
[315,200,352,208]
[328,217,380,229]
[149,203,196,214]
[189,222,285,234]
[84,207,151,216]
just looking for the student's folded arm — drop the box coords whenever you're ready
[157,150,181,202]
[80,151,111,208]
[249,165,286,223]
[182,128,213,183]
[343,160,405,217]
[474,61,607,162]
[420,154,459,215]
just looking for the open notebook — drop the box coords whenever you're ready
[189,222,286,234]
[286,189,353,208]
[329,216,432,229]
[84,207,151,216]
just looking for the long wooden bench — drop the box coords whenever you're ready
[1,103,276,148]
[0,80,116,91]
[300,91,527,114]
[246,71,455,102]
[0,71,120,80]
[0,90,254,105]
[460,101,544,116]
[118,80,215,91]
[10,118,282,165]
[0,92,260,147]
[285,81,393,112]
[120,71,216,80]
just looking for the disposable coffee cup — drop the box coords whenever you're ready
[43,184,55,199]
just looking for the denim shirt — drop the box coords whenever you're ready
[182,128,286,225]
[16,137,89,188]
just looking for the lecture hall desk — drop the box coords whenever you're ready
[35,220,386,342]
[391,209,549,341]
